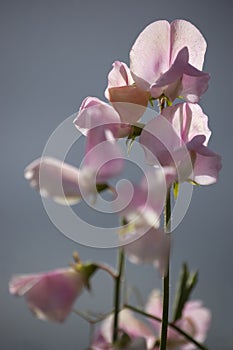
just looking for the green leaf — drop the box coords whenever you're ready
[172,263,198,322]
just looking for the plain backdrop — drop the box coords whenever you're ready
[1,0,233,349]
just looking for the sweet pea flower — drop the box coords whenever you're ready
[120,227,170,277]
[74,96,140,138]
[9,268,85,323]
[140,103,222,185]
[91,309,155,350]
[105,61,150,123]
[25,126,124,204]
[115,168,170,233]
[146,290,211,349]
[130,19,210,102]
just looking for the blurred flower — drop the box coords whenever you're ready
[91,309,155,350]
[146,290,211,349]
[9,268,85,323]
[25,126,124,204]
[115,168,170,233]
[120,227,170,277]
[130,19,210,102]
[140,103,222,185]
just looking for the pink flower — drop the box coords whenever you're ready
[91,309,155,350]
[115,168,169,232]
[25,126,124,204]
[121,227,170,276]
[74,95,149,139]
[146,290,211,349]
[9,268,84,322]
[105,61,150,124]
[140,103,222,185]
[130,20,210,102]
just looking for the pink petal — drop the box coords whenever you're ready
[189,144,222,185]
[170,20,207,70]
[105,61,134,99]
[150,48,210,102]
[83,127,124,183]
[24,157,82,205]
[99,310,155,346]
[161,103,211,145]
[74,97,121,137]
[9,268,84,323]
[121,227,170,276]
[130,20,170,90]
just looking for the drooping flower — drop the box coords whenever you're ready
[146,290,211,349]
[140,103,222,185]
[130,19,210,102]
[9,268,85,323]
[25,125,124,204]
[105,61,150,123]
[91,309,155,350]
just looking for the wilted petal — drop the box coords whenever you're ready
[24,157,82,205]
[9,268,84,323]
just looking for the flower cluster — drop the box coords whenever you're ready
[9,19,221,350]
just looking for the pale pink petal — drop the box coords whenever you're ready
[116,169,167,231]
[189,144,222,185]
[100,310,155,347]
[161,103,211,145]
[130,20,170,90]
[121,227,170,276]
[74,97,121,137]
[83,127,124,183]
[150,48,210,102]
[9,268,84,323]
[105,61,134,99]
[170,20,207,70]
[24,157,82,205]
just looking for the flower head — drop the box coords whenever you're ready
[130,20,210,102]
[9,267,85,322]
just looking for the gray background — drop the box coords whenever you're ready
[1,0,232,349]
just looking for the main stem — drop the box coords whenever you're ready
[160,189,171,350]
[112,248,125,343]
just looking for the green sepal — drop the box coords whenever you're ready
[96,183,109,193]
[188,180,200,186]
[173,182,179,200]
[172,263,198,322]
[75,263,99,290]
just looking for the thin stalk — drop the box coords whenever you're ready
[112,248,125,343]
[124,304,208,350]
[160,189,171,350]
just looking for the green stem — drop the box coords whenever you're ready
[124,304,208,350]
[160,189,171,350]
[112,248,125,343]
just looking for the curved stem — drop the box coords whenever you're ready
[124,304,208,350]
[112,248,125,343]
[160,189,171,350]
